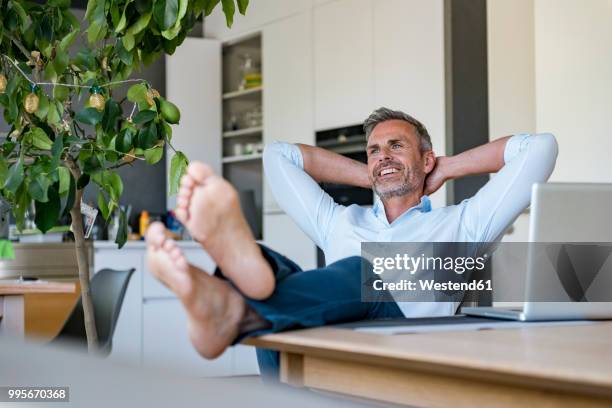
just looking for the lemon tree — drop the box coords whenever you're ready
[0,0,248,351]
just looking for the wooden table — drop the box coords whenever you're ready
[0,280,76,338]
[247,322,612,407]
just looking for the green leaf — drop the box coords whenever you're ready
[34,94,50,121]
[127,83,148,104]
[11,1,27,29]
[82,155,102,174]
[154,0,179,30]
[29,174,51,203]
[115,208,128,248]
[132,109,157,124]
[144,145,164,164]
[137,122,158,149]
[169,151,188,195]
[221,0,236,27]
[59,29,79,51]
[102,98,122,132]
[162,0,188,39]
[97,190,110,220]
[117,42,134,65]
[76,107,104,125]
[35,185,61,233]
[53,49,69,76]
[47,102,61,124]
[4,159,24,193]
[58,166,70,195]
[122,33,135,51]
[161,21,182,40]
[50,134,64,169]
[108,172,124,201]
[116,3,129,32]
[14,185,30,231]
[53,84,70,101]
[75,49,97,71]
[116,127,135,153]
[205,0,221,15]
[0,157,9,187]
[162,121,173,142]
[30,128,54,150]
[127,11,153,36]
[237,0,248,15]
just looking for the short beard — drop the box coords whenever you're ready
[373,181,416,201]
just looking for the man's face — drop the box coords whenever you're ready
[366,120,432,200]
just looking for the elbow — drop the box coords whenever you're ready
[263,140,285,161]
[532,132,559,178]
[535,132,559,159]
[263,141,304,170]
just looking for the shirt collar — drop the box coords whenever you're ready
[372,195,432,224]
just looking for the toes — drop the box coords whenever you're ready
[170,247,183,262]
[162,238,177,253]
[180,174,195,188]
[177,196,190,209]
[178,187,192,200]
[187,162,214,185]
[145,222,167,248]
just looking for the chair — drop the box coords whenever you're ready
[52,268,135,356]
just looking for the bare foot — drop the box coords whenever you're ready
[146,222,246,359]
[175,162,275,300]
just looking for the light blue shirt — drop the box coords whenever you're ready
[263,133,558,317]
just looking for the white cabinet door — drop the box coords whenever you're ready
[314,0,374,130]
[143,299,233,377]
[263,212,317,271]
[262,11,314,212]
[372,0,446,207]
[93,248,143,366]
[166,38,221,210]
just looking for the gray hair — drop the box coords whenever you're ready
[363,107,432,151]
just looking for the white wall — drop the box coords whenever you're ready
[534,0,612,183]
[487,0,536,139]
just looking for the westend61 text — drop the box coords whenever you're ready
[372,279,493,292]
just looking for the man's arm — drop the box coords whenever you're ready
[296,144,371,188]
[424,136,510,195]
[263,142,341,250]
[431,133,558,242]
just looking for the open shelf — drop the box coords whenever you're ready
[222,153,263,164]
[222,86,263,100]
[223,126,263,138]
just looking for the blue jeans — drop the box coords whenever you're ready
[221,245,403,380]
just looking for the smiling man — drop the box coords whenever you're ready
[145,107,558,379]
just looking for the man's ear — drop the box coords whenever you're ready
[423,151,436,174]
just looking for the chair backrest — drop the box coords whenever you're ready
[54,268,135,356]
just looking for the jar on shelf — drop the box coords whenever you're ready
[238,54,262,91]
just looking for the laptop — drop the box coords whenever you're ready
[463,183,612,321]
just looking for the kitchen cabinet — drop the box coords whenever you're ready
[313,0,374,130]
[262,11,314,213]
[166,38,221,210]
[263,213,317,271]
